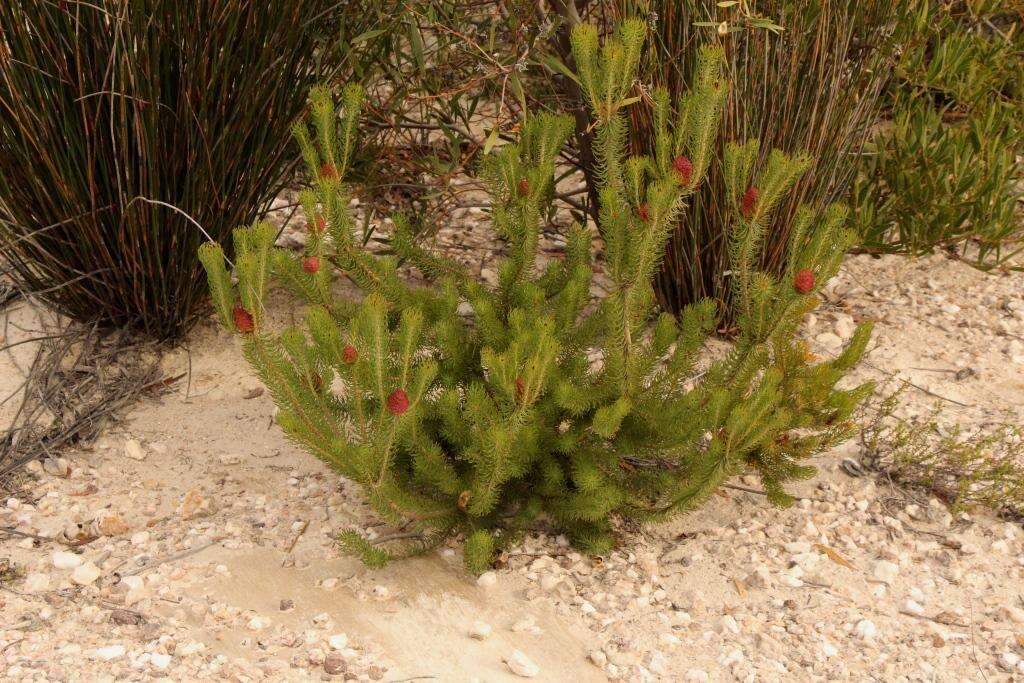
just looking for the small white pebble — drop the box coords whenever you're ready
[52,551,83,570]
[476,571,497,588]
[92,644,126,661]
[855,619,877,641]
[469,621,492,640]
[149,653,172,670]
[71,562,101,585]
[505,649,539,678]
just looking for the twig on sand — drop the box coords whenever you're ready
[118,538,222,578]
[863,361,973,407]
[722,483,828,504]
[282,520,310,565]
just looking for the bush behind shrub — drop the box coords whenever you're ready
[0,0,382,339]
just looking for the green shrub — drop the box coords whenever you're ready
[853,0,1023,264]
[563,0,899,316]
[200,22,873,572]
[0,0,384,340]
[861,388,1024,519]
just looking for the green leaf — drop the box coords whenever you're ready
[541,54,581,86]
[483,125,501,155]
[351,28,386,45]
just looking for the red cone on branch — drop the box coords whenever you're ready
[302,256,320,274]
[517,178,530,197]
[515,377,526,402]
[741,186,759,219]
[342,345,358,364]
[320,163,338,180]
[794,268,815,294]
[637,203,651,222]
[233,304,254,334]
[387,389,409,416]
[673,155,693,186]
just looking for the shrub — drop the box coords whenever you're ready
[853,0,1023,264]
[200,21,873,572]
[0,0,381,340]
[861,388,1024,519]
[566,0,899,316]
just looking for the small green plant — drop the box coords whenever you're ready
[201,21,873,572]
[854,0,1023,265]
[861,387,1024,519]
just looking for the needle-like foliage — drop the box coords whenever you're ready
[201,21,873,572]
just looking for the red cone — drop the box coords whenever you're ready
[233,304,254,334]
[387,389,409,416]
[794,268,815,294]
[302,256,320,274]
[342,345,358,364]
[673,156,693,187]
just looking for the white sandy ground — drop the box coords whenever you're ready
[1,249,1024,682]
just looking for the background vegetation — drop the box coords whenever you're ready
[0,0,377,339]
[853,0,1023,266]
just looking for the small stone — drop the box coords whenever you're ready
[42,457,71,477]
[872,560,899,584]
[588,650,607,667]
[685,669,710,682]
[110,609,144,626]
[124,439,146,461]
[52,551,83,569]
[97,514,130,537]
[1002,605,1024,624]
[149,653,172,670]
[71,562,101,585]
[372,584,389,599]
[904,599,925,616]
[505,650,539,678]
[855,618,877,640]
[321,577,339,590]
[833,314,856,339]
[822,641,838,658]
[279,599,295,612]
[469,621,492,640]
[121,575,148,607]
[476,571,497,588]
[179,488,207,519]
[92,644,126,661]
[719,614,740,635]
[328,633,348,650]
[247,616,269,630]
[323,652,347,675]
[1000,651,1021,671]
